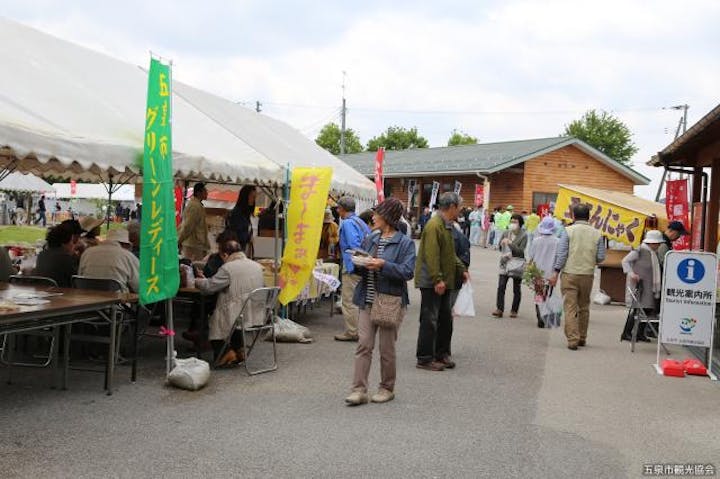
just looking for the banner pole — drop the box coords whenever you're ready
[166,298,174,377]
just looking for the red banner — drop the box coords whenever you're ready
[692,202,703,251]
[70,180,77,197]
[666,179,690,250]
[474,184,484,207]
[174,186,183,227]
[374,147,385,203]
[537,204,550,217]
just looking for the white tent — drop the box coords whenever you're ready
[0,171,54,193]
[0,18,375,199]
[51,183,136,201]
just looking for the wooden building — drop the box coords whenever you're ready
[340,136,649,214]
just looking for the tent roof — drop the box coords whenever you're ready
[0,18,375,199]
[0,171,54,193]
[558,184,667,220]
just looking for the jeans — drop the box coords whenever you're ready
[416,288,453,363]
[496,274,521,313]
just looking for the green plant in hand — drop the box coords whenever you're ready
[522,262,546,295]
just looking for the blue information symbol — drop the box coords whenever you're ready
[677,258,705,284]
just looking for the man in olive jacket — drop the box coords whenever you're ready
[415,192,469,371]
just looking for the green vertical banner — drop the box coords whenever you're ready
[139,58,179,305]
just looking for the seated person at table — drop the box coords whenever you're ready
[33,222,79,287]
[79,216,105,250]
[203,230,239,278]
[194,240,264,365]
[127,220,141,258]
[79,228,139,293]
[0,246,14,282]
[60,219,84,257]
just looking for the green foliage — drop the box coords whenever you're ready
[315,123,363,155]
[563,110,638,165]
[367,126,429,151]
[447,129,478,146]
[0,225,47,245]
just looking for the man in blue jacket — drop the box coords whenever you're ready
[335,196,372,342]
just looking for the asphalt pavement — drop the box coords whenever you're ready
[1,246,719,478]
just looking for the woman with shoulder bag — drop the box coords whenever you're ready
[492,213,527,319]
[345,198,416,406]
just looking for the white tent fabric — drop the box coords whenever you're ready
[173,82,376,199]
[51,183,136,201]
[0,171,54,193]
[0,18,375,199]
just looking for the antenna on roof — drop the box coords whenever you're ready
[340,71,347,155]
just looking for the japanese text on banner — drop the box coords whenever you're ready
[554,188,645,248]
[139,58,179,305]
[278,167,333,305]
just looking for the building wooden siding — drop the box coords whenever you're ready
[378,144,637,214]
[521,145,635,209]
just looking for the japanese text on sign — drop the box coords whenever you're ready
[139,58,179,305]
[554,188,644,247]
[278,167,333,305]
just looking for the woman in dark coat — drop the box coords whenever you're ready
[226,185,256,251]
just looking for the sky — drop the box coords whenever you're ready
[3,0,720,199]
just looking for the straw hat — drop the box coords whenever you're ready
[106,228,131,245]
[643,230,664,244]
[79,216,104,233]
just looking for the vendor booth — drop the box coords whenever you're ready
[554,184,668,302]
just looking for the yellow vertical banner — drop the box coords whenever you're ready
[278,167,333,305]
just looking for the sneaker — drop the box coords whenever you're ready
[491,310,503,318]
[371,388,395,403]
[439,356,456,369]
[509,311,518,318]
[416,361,446,371]
[345,390,369,406]
[334,332,359,342]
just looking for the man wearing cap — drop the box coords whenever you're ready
[550,204,606,350]
[335,196,371,342]
[178,182,210,262]
[415,192,469,371]
[657,220,689,267]
[79,227,140,292]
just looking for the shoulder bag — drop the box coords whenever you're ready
[367,235,404,328]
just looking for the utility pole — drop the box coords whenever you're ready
[655,104,689,201]
[340,71,347,155]
[255,100,262,113]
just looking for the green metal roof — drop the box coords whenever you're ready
[339,136,650,185]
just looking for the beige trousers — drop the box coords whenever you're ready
[352,307,400,393]
[341,273,361,335]
[561,273,595,346]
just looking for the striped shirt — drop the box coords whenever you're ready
[365,237,390,304]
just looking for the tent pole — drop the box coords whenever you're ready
[165,298,175,378]
[106,174,114,231]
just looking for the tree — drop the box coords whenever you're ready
[367,126,429,151]
[447,129,478,146]
[315,122,363,155]
[563,110,638,165]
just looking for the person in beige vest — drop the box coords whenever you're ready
[549,204,606,350]
[194,240,265,366]
[178,182,211,261]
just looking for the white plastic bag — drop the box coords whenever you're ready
[593,290,611,305]
[266,316,313,343]
[167,352,210,391]
[453,282,476,317]
[538,295,563,328]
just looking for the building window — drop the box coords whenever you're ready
[532,192,558,210]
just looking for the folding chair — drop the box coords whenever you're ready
[70,275,139,384]
[2,276,60,384]
[626,284,669,355]
[214,287,280,375]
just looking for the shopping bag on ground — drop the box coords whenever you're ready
[167,351,210,391]
[453,282,475,318]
